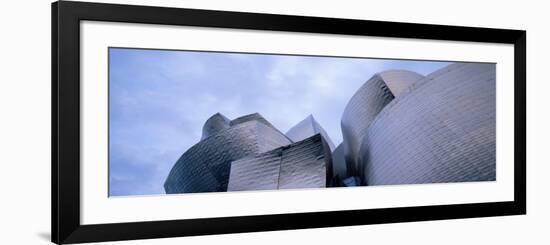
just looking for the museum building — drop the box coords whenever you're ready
[165,63,497,193]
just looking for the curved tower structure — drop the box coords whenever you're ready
[201,113,230,140]
[340,70,423,181]
[361,63,496,185]
[164,113,291,194]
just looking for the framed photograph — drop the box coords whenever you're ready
[52,1,526,244]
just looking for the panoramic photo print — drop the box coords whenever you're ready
[108,47,496,197]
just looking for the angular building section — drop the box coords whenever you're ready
[340,70,424,182]
[329,143,359,186]
[164,113,291,194]
[361,63,496,185]
[227,134,333,191]
[285,115,336,151]
[330,143,347,182]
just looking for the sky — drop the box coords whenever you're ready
[109,48,451,196]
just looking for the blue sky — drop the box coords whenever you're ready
[109,48,450,196]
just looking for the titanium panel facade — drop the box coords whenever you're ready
[362,63,496,185]
[164,63,494,193]
[201,113,230,140]
[286,115,335,151]
[330,143,348,185]
[227,134,333,191]
[378,70,423,97]
[164,113,291,194]
[230,112,277,130]
[341,70,424,179]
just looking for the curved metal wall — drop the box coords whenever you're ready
[201,113,230,140]
[230,112,276,129]
[341,70,423,179]
[164,115,291,194]
[361,63,496,185]
[378,70,423,97]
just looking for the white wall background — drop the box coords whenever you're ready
[0,0,548,244]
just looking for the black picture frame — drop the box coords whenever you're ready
[52,1,526,244]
